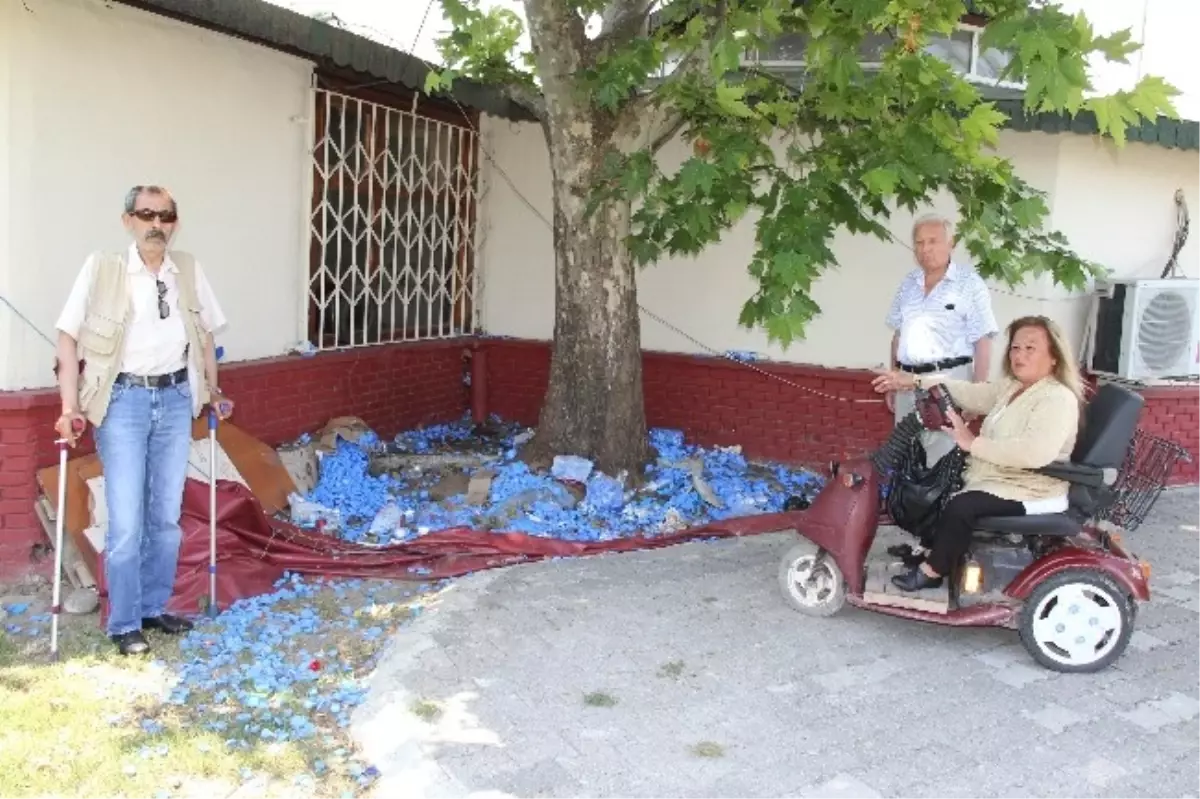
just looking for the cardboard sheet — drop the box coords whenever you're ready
[35,419,298,578]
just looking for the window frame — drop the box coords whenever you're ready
[742,22,1027,91]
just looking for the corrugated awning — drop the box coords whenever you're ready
[116,0,538,122]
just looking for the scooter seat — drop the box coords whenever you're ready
[975,513,1082,537]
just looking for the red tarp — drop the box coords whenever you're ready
[94,478,805,625]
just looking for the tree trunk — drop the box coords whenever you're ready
[519,0,652,478]
[525,155,651,478]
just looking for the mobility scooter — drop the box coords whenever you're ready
[776,381,1190,673]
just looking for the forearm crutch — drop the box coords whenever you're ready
[50,418,85,661]
[207,406,219,618]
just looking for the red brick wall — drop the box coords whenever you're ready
[0,340,472,579]
[483,338,894,466]
[483,337,1199,481]
[1136,385,1200,486]
[4,334,1195,576]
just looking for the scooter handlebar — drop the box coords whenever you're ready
[915,384,961,431]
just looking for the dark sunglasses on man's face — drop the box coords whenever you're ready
[131,208,178,224]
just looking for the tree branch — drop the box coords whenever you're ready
[610,42,711,153]
[597,0,656,41]
[524,0,589,115]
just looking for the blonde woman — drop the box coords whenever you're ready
[871,316,1085,592]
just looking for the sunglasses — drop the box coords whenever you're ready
[156,279,169,320]
[130,209,178,224]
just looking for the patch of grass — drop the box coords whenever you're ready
[583,691,617,708]
[410,699,442,721]
[690,741,725,758]
[0,625,321,797]
[0,576,443,797]
[657,660,686,678]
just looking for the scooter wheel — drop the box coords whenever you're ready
[778,538,846,617]
[1018,569,1134,673]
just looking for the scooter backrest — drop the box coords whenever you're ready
[1071,383,1145,469]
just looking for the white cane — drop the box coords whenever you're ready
[50,418,83,661]
[207,405,218,619]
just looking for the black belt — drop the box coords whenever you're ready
[898,356,972,375]
[115,367,188,388]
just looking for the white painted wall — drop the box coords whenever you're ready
[477,118,1099,374]
[0,0,314,391]
[478,115,1199,376]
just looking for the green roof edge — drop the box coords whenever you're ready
[993,99,1200,151]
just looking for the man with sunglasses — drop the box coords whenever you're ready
[52,185,233,656]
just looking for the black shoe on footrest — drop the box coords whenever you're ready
[891,567,944,592]
[886,544,914,559]
[142,614,194,635]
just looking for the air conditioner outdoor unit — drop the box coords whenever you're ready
[1087,278,1200,381]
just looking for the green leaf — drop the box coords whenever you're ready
[960,102,1008,146]
[1127,74,1181,120]
[715,82,756,118]
[862,167,898,198]
[1091,28,1138,63]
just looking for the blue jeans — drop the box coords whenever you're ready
[95,381,194,636]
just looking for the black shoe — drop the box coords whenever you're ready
[112,630,151,656]
[891,567,944,592]
[142,614,194,635]
[886,544,926,568]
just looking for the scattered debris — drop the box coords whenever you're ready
[465,469,495,506]
[277,440,320,495]
[64,587,99,615]
[289,418,822,546]
[550,455,594,483]
[684,458,724,509]
[169,571,443,754]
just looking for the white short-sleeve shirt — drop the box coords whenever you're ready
[55,243,228,377]
[885,261,998,366]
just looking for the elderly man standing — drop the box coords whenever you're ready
[53,185,233,656]
[884,213,999,466]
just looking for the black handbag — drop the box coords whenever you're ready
[884,428,967,545]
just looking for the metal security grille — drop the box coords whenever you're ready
[308,88,479,349]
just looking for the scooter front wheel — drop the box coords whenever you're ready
[778,538,846,617]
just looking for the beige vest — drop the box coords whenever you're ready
[76,250,210,427]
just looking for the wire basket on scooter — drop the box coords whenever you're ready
[1093,428,1193,533]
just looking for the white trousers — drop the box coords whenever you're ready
[892,362,975,467]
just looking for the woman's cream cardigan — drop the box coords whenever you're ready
[915,374,1082,502]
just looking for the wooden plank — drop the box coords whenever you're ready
[33,499,88,589]
[34,421,298,586]
[862,558,950,614]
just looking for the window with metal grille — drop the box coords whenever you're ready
[308,87,479,349]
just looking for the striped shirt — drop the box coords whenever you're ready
[885,262,999,366]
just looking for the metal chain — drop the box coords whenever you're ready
[635,303,886,403]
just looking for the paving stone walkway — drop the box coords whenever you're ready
[352,488,1200,798]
